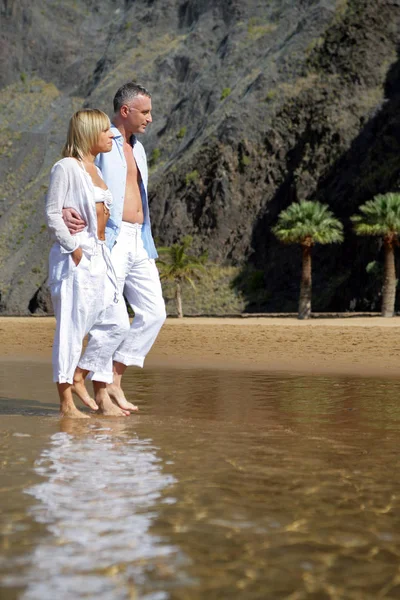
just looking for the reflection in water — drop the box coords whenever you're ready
[3,368,400,598]
[15,421,187,600]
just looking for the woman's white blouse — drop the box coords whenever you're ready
[45,157,101,252]
[45,157,111,285]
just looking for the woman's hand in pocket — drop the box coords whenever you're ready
[72,247,83,266]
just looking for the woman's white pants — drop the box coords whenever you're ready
[50,243,130,384]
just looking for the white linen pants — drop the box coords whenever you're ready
[50,242,130,384]
[90,222,166,381]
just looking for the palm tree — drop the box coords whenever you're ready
[272,201,344,319]
[351,192,400,317]
[157,236,207,318]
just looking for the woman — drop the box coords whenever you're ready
[46,109,130,418]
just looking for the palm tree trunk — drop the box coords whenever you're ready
[175,282,183,318]
[382,238,397,317]
[298,244,312,320]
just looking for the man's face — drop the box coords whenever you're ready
[124,94,152,134]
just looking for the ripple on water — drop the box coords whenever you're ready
[3,427,190,600]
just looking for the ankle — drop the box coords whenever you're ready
[95,388,109,404]
[60,398,76,410]
[74,368,89,383]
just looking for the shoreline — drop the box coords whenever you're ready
[1,316,400,379]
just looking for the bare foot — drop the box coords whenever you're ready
[107,383,138,412]
[95,388,130,417]
[72,371,98,411]
[57,382,91,419]
[60,403,90,419]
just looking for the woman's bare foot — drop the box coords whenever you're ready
[58,381,91,419]
[94,384,130,417]
[106,383,138,412]
[72,368,98,411]
[60,403,90,419]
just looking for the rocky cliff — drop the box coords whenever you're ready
[0,0,399,314]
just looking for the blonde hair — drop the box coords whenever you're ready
[62,109,111,159]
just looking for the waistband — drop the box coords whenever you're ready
[74,231,107,244]
[120,221,143,232]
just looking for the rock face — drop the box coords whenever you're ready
[0,0,400,313]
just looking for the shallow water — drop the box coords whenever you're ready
[2,362,400,599]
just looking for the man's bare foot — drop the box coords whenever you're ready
[107,383,138,412]
[95,387,130,417]
[72,371,98,411]
[60,403,90,419]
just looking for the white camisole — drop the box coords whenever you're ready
[93,186,113,211]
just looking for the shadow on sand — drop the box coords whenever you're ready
[0,397,60,417]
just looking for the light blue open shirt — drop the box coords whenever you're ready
[95,125,158,258]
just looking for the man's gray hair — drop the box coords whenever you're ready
[113,82,151,113]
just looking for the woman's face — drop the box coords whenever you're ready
[92,126,114,155]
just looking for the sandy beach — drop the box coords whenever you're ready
[1,315,400,378]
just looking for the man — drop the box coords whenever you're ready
[63,82,166,417]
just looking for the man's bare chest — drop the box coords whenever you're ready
[123,148,139,177]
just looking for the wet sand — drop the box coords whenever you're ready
[1,315,400,378]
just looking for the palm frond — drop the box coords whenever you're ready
[157,237,206,285]
[272,201,343,245]
[351,193,400,237]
